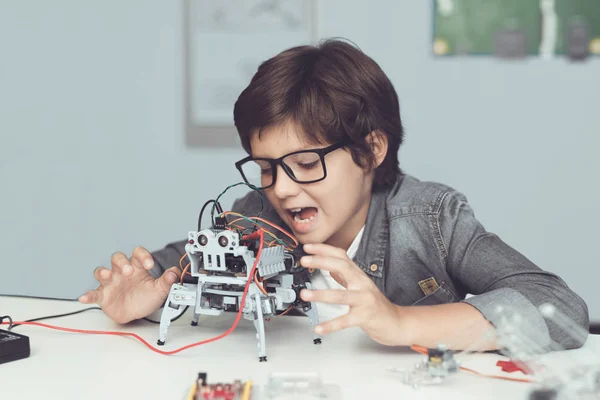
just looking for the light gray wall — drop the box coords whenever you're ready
[2,1,599,319]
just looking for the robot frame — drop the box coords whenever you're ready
[156,212,321,362]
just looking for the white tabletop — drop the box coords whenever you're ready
[1,295,597,400]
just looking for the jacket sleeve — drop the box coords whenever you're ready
[438,190,589,350]
[148,239,188,279]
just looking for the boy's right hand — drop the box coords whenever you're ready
[78,247,181,324]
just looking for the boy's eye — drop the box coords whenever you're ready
[286,153,320,170]
[260,167,273,175]
[297,161,319,170]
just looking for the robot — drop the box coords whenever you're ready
[156,218,321,361]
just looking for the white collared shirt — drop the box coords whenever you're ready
[310,225,365,319]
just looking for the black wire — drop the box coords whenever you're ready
[142,306,189,324]
[211,182,263,223]
[198,199,223,231]
[8,307,102,330]
[6,304,190,330]
[0,315,14,330]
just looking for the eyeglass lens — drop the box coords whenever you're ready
[240,151,324,189]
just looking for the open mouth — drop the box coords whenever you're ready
[288,207,318,224]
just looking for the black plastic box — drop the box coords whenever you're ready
[0,329,30,364]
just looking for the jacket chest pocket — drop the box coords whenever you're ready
[411,282,458,306]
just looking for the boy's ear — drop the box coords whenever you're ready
[366,131,388,168]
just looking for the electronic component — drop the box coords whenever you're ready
[188,372,252,400]
[158,224,321,361]
[389,343,460,388]
[426,344,459,377]
[495,28,527,59]
[527,388,559,400]
[261,372,342,399]
[0,329,30,364]
[496,360,532,374]
[566,19,590,61]
[214,216,228,230]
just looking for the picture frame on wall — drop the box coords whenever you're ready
[184,0,319,147]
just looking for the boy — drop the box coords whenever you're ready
[78,39,588,350]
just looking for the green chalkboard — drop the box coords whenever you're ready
[433,0,600,58]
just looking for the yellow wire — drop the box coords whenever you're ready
[227,217,246,225]
[242,381,252,400]
[186,382,197,400]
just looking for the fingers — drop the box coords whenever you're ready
[303,243,347,259]
[78,288,103,305]
[301,289,360,306]
[130,246,154,271]
[314,314,356,335]
[111,251,133,276]
[300,255,365,288]
[156,266,182,293]
[93,266,112,283]
[300,255,348,275]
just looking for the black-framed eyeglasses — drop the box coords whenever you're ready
[235,139,351,190]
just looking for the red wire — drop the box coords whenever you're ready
[1,230,265,356]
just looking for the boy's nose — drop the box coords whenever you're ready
[272,165,301,199]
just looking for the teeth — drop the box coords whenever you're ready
[289,208,303,213]
[294,214,316,224]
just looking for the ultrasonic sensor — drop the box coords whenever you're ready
[198,234,208,246]
[218,235,229,247]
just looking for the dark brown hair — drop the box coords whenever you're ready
[233,38,404,190]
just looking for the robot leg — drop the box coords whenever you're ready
[304,282,322,345]
[157,284,195,345]
[252,293,268,362]
[191,284,204,326]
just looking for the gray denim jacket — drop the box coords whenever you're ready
[150,173,589,349]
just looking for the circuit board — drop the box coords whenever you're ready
[433,0,600,57]
[188,373,252,400]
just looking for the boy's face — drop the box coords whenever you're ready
[249,121,374,250]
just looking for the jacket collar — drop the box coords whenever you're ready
[353,184,390,279]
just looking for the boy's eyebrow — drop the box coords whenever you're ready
[251,144,317,159]
[251,150,297,159]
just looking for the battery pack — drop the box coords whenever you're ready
[0,329,30,364]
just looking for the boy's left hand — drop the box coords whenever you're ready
[299,243,407,346]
